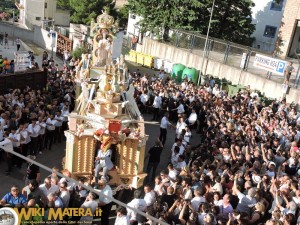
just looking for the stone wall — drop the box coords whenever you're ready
[140,37,300,105]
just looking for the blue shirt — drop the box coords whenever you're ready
[2,193,28,206]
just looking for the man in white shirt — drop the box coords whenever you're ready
[115,207,130,225]
[0,127,3,142]
[28,119,40,156]
[191,187,206,211]
[45,114,56,150]
[152,93,162,121]
[127,190,147,222]
[171,139,185,156]
[54,111,63,144]
[80,192,98,224]
[37,117,46,154]
[94,145,114,185]
[95,179,113,225]
[144,184,155,206]
[159,112,173,146]
[167,163,178,182]
[18,123,30,164]
[61,105,69,133]
[175,155,187,171]
[176,117,187,139]
[187,108,198,127]
[173,100,185,117]
[8,127,21,169]
[59,181,70,208]
[39,177,59,197]
[140,91,149,106]
[0,113,6,128]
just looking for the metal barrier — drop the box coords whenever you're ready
[156,29,278,76]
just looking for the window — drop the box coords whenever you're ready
[35,17,41,21]
[270,0,284,11]
[263,26,277,38]
[45,2,47,8]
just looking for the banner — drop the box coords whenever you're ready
[253,54,287,75]
[14,52,29,72]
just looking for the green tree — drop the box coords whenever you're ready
[127,0,203,40]
[127,0,255,45]
[56,0,71,10]
[206,0,255,45]
[68,0,117,25]
[116,5,130,29]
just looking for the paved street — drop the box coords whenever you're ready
[0,41,200,224]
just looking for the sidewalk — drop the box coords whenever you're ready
[0,39,64,68]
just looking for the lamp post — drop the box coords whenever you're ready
[197,0,216,86]
[12,9,15,46]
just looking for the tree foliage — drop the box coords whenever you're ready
[56,0,71,10]
[127,0,256,45]
[127,0,203,39]
[57,0,117,25]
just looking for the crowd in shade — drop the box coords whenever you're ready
[1,49,300,225]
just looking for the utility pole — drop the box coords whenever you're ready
[12,9,15,46]
[197,0,216,86]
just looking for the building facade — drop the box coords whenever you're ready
[17,0,70,29]
[278,0,300,59]
[251,0,285,53]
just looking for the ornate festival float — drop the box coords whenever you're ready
[63,10,148,192]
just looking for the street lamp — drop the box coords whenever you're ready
[12,9,15,46]
[197,0,216,86]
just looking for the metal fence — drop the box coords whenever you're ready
[164,29,262,74]
[124,29,300,87]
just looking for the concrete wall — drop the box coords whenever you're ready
[127,13,143,37]
[24,0,44,28]
[251,0,285,53]
[0,22,34,42]
[54,10,70,27]
[140,37,300,104]
[0,22,56,52]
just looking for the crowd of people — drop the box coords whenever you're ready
[129,70,300,225]
[0,47,300,225]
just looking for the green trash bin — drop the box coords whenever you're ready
[182,67,199,84]
[171,64,185,83]
[228,85,239,97]
[221,80,229,92]
[236,84,246,93]
[263,98,274,106]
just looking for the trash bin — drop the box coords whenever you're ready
[171,64,185,82]
[154,58,164,70]
[143,55,154,68]
[129,50,137,63]
[220,79,230,92]
[182,67,199,84]
[163,60,174,74]
[228,85,239,97]
[236,84,246,93]
[136,53,144,65]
